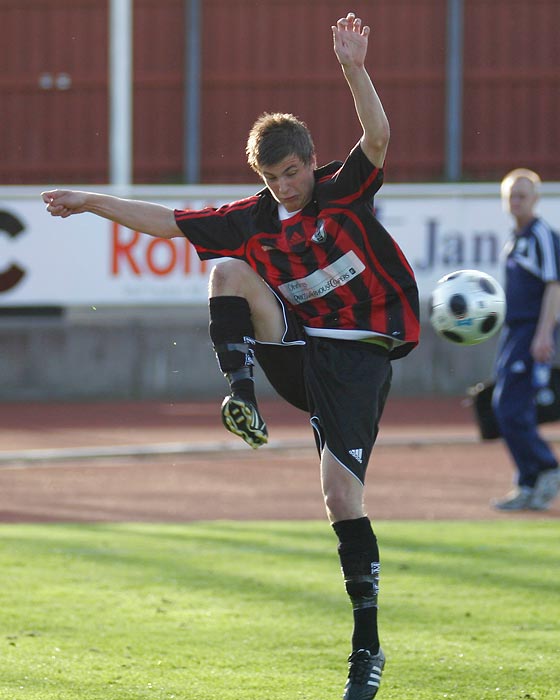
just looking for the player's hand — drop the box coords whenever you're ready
[332,12,369,69]
[41,189,88,218]
[531,331,555,364]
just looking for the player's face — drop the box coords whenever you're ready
[507,178,538,224]
[259,154,316,212]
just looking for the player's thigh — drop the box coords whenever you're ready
[320,448,365,522]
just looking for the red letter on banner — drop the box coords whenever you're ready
[112,223,141,275]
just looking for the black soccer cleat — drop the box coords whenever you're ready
[221,395,268,449]
[343,648,385,700]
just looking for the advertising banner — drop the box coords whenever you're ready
[1,184,559,306]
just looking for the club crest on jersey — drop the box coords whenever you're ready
[311,220,327,244]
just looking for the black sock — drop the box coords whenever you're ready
[209,296,257,404]
[332,516,380,654]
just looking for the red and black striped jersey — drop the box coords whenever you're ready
[175,144,419,359]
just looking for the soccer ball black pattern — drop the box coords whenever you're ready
[429,269,506,345]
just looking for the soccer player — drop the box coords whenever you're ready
[492,168,560,511]
[42,13,419,698]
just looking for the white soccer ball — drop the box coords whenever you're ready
[429,269,506,345]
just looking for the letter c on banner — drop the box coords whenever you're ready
[0,211,26,293]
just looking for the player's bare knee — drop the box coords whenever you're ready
[323,487,363,523]
[209,259,253,296]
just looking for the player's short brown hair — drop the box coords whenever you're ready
[245,112,315,174]
[500,167,541,199]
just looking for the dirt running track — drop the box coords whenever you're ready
[0,397,559,522]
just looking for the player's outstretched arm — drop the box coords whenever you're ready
[332,12,390,168]
[41,189,183,239]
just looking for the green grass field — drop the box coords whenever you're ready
[1,520,559,700]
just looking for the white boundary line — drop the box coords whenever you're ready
[0,434,482,468]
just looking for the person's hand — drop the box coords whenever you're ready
[332,12,369,69]
[531,329,555,364]
[41,190,88,218]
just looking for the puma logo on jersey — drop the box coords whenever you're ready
[349,448,363,463]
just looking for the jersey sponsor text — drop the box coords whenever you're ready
[278,251,365,305]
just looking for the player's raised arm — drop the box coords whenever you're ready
[332,12,390,168]
[41,189,183,239]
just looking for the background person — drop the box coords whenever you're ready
[42,13,420,699]
[492,168,560,511]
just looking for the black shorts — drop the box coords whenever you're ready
[254,295,307,411]
[255,320,392,484]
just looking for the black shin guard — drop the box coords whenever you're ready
[209,296,257,402]
[333,517,380,653]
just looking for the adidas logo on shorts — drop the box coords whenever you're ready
[348,448,363,463]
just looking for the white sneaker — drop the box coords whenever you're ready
[530,468,560,510]
[492,487,534,511]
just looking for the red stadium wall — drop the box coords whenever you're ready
[1,0,109,184]
[132,0,184,184]
[199,0,447,184]
[1,0,559,185]
[462,0,560,181]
